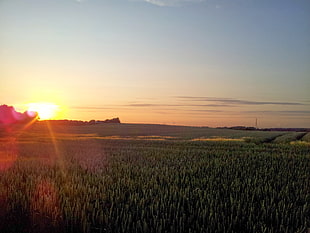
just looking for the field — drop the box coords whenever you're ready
[0,122,309,233]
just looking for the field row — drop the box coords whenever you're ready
[7,123,310,145]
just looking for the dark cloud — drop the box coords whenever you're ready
[241,110,310,116]
[70,100,309,120]
[175,96,305,106]
[124,103,231,108]
[73,103,231,110]
[126,104,179,107]
[186,109,223,113]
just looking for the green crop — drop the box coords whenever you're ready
[273,132,307,144]
[0,137,309,233]
[301,133,310,143]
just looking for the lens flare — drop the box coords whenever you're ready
[27,103,59,120]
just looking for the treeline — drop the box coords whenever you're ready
[38,118,121,126]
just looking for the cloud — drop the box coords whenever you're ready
[126,103,179,107]
[74,103,231,109]
[0,105,38,131]
[140,0,204,7]
[241,110,310,116]
[187,109,223,113]
[124,103,232,107]
[71,99,309,119]
[176,96,306,106]
[75,0,87,3]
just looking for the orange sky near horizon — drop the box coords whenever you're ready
[6,98,308,128]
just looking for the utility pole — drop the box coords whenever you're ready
[255,118,258,128]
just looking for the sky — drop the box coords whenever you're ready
[1,0,309,127]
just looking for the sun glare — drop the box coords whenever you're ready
[27,103,59,120]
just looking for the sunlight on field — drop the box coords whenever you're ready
[0,151,17,171]
[290,141,310,146]
[0,138,18,172]
[191,137,244,142]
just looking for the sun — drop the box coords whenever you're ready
[27,102,60,120]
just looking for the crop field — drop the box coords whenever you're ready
[0,123,309,233]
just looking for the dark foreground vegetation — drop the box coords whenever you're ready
[0,125,309,233]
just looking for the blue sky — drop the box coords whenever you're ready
[1,0,309,127]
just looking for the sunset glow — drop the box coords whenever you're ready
[27,103,59,120]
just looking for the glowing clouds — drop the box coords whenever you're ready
[0,105,24,125]
[0,105,38,132]
[26,110,38,118]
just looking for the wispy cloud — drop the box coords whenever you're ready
[75,0,87,3]
[176,96,306,106]
[187,109,223,113]
[72,100,308,112]
[124,103,230,107]
[242,110,310,116]
[139,0,204,7]
[71,103,229,111]
[126,103,180,107]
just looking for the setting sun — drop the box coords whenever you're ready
[27,102,59,120]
